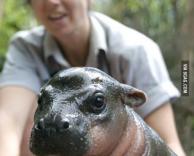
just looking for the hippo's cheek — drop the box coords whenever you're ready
[84,125,122,156]
[85,110,128,156]
[30,126,91,156]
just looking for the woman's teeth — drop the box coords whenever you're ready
[49,13,66,20]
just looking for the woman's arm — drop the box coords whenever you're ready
[0,86,36,156]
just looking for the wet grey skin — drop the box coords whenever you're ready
[30,67,123,156]
[30,67,177,156]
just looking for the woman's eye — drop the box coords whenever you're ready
[90,92,106,114]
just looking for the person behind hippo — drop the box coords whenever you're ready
[0,0,185,156]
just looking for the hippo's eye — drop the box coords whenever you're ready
[90,92,106,114]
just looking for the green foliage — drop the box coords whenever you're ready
[103,0,186,37]
[0,0,35,56]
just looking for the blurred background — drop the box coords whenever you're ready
[0,0,193,155]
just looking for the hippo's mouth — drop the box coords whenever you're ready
[30,126,90,156]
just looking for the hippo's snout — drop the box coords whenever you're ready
[35,115,70,133]
[30,113,90,156]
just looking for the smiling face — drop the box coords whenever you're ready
[30,0,91,38]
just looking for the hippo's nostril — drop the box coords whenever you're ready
[56,118,70,132]
[36,118,45,130]
[63,121,70,129]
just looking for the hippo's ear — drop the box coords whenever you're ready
[121,84,147,108]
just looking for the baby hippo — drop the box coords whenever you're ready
[30,67,176,156]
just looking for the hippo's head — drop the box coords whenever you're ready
[30,67,146,156]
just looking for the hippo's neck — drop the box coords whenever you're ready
[125,108,177,156]
[109,107,146,156]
